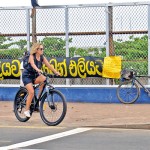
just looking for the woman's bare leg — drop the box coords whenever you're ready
[25,83,34,111]
[34,74,46,99]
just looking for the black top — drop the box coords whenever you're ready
[26,54,43,73]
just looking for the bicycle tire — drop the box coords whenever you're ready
[117,80,140,104]
[40,89,67,126]
[14,87,30,122]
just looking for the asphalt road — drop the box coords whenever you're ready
[0,127,150,150]
[1,101,150,149]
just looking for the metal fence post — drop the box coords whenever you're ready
[65,7,70,85]
[105,5,114,85]
[26,9,30,52]
[106,6,114,56]
[32,8,37,43]
[148,5,150,84]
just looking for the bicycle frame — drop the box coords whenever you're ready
[30,82,46,111]
[130,75,150,95]
[117,69,150,104]
[31,75,56,111]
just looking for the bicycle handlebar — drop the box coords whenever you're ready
[121,68,137,80]
[41,72,59,78]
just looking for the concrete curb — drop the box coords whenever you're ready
[85,124,150,130]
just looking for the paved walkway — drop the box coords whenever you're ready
[1,101,150,129]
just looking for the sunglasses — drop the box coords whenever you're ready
[38,48,44,51]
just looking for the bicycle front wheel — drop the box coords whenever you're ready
[14,87,30,122]
[117,80,140,104]
[40,89,67,126]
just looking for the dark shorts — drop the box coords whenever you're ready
[22,69,39,86]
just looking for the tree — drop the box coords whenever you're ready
[0,36,13,49]
[114,35,148,60]
[41,37,65,51]
[13,40,27,50]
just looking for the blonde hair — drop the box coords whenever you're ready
[30,43,43,55]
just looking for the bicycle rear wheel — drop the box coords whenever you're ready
[40,89,67,126]
[14,87,30,122]
[117,80,140,104]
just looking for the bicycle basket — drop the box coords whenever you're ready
[121,69,136,80]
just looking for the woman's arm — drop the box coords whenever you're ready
[43,56,60,75]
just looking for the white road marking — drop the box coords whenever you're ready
[0,128,92,150]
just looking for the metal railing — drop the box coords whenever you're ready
[0,2,150,85]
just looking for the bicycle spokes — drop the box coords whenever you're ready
[14,88,30,122]
[117,80,140,104]
[40,90,67,126]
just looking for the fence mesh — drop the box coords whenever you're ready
[0,3,149,85]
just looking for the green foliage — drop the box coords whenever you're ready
[74,47,105,58]
[69,47,76,57]
[0,36,12,45]
[13,40,27,50]
[114,35,148,60]
[101,35,148,75]
[74,48,88,57]
[41,37,66,51]
[0,48,24,59]
[41,37,74,57]
[114,35,148,75]
[122,61,148,75]
[0,35,149,75]
[0,36,13,49]
[44,49,65,57]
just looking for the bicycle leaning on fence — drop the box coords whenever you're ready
[116,68,150,104]
[13,72,67,126]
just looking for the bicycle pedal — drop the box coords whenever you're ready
[34,107,40,112]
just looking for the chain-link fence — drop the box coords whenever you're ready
[0,2,150,85]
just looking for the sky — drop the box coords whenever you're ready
[0,0,149,7]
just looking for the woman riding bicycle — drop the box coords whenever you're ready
[22,42,60,118]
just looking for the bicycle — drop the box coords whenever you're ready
[116,68,150,104]
[13,72,67,126]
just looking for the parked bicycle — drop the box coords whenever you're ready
[116,68,150,104]
[14,72,67,126]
